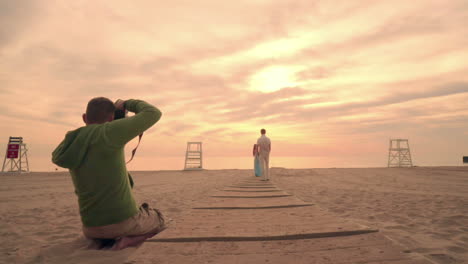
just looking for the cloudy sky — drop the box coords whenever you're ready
[1,0,467,171]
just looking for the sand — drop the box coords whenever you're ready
[1,167,467,264]
[273,167,468,264]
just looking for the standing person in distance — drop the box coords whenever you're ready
[256,128,271,181]
[253,144,262,177]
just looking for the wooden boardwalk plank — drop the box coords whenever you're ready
[136,178,432,264]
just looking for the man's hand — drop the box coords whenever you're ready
[115,99,126,110]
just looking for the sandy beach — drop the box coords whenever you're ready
[273,167,468,264]
[1,167,467,264]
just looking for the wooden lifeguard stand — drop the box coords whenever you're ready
[184,142,203,170]
[2,137,29,173]
[387,139,413,167]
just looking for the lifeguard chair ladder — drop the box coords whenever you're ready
[2,137,29,173]
[388,139,413,167]
[184,142,203,170]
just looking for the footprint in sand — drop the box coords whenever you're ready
[50,233,79,240]
[384,225,406,230]
[446,246,467,254]
[27,237,135,264]
[413,247,435,253]
[428,253,458,264]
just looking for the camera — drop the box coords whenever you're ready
[114,100,127,120]
[114,109,126,120]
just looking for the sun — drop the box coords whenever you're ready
[249,66,298,93]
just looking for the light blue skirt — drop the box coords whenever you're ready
[254,156,262,177]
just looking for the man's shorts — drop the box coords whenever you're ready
[83,203,165,239]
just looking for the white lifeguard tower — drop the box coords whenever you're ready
[2,137,29,173]
[184,142,203,170]
[387,139,413,167]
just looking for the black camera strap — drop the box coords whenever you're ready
[126,133,143,164]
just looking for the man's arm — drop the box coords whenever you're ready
[104,99,162,147]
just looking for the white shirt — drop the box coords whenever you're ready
[257,135,271,154]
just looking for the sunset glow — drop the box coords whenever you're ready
[0,0,467,171]
[249,66,299,92]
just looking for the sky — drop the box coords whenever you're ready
[1,0,467,171]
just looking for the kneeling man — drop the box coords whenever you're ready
[52,97,164,249]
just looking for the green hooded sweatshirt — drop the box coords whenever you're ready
[52,99,161,227]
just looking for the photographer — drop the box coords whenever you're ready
[52,97,164,249]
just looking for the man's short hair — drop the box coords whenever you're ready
[86,97,115,124]
[261,128,266,134]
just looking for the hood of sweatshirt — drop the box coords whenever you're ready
[52,125,100,169]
